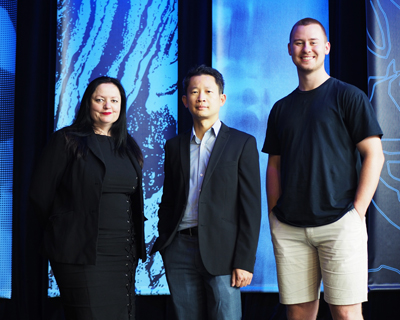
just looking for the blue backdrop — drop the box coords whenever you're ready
[52,0,177,296]
[212,0,329,292]
[51,0,400,296]
[366,0,400,290]
[0,1,16,299]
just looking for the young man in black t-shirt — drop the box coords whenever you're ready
[263,18,384,320]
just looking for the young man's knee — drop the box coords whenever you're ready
[329,303,363,320]
[286,300,319,320]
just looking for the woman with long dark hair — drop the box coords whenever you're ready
[30,76,146,319]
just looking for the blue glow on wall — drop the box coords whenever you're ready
[212,0,329,292]
[366,0,400,289]
[51,0,177,296]
[0,2,16,299]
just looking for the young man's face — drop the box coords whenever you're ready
[288,23,330,74]
[182,74,226,123]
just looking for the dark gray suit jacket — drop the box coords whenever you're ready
[151,123,261,275]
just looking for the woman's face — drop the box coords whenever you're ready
[90,82,121,133]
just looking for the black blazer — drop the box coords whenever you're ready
[29,129,146,264]
[151,123,261,275]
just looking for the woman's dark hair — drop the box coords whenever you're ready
[182,64,225,94]
[64,76,143,167]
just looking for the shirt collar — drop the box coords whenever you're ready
[190,119,221,141]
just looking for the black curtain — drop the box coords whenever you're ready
[176,0,212,133]
[329,0,368,93]
[3,0,61,319]
[1,0,398,319]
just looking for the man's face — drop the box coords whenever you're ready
[288,24,330,74]
[182,74,226,123]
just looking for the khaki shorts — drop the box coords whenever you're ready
[269,208,368,306]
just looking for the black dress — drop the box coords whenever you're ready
[51,135,138,320]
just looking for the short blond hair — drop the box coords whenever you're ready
[289,18,328,43]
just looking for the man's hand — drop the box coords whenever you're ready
[354,136,384,217]
[231,268,253,288]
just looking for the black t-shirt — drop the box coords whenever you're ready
[262,77,383,227]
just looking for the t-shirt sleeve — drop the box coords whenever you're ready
[341,84,383,144]
[262,104,281,155]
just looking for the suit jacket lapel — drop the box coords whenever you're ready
[180,131,191,197]
[202,123,230,188]
[87,133,105,165]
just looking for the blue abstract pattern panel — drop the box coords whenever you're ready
[51,0,177,296]
[212,0,329,292]
[367,0,400,290]
[0,1,16,299]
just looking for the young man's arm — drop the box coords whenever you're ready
[354,135,384,217]
[266,154,281,213]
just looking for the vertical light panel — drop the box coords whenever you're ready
[52,0,177,296]
[0,2,16,299]
[366,0,400,290]
[213,0,329,292]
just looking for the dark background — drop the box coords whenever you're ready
[1,0,398,319]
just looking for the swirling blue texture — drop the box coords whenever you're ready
[51,0,177,296]
[367,0,400,289]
